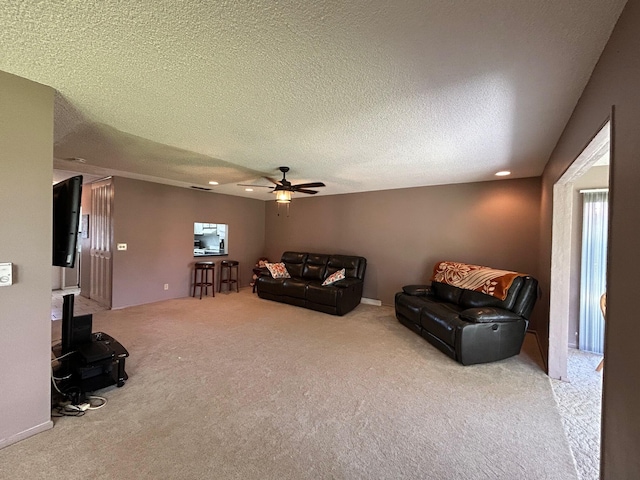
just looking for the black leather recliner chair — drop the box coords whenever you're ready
[395,272,538,365]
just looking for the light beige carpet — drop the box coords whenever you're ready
[551,348,604,480]
[1,290,577,480]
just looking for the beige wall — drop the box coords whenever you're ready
[111,177,265,309]
[265,176,541,313]
[539,0,640,476]
[0,72,54,447]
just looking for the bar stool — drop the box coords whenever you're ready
[192,261,215,299]
[219,260,239,293]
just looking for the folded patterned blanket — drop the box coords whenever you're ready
[431,261,524,300]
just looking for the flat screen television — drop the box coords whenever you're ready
[52,175,83,268]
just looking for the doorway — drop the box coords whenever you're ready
[549,119,610,380]
[548,119,611,480]
[52,170,112,311]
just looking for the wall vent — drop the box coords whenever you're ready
[190,186,212,191]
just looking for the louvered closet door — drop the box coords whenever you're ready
[90,178,113,308]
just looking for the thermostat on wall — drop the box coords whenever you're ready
[0,263,13,286]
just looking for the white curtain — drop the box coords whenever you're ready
[579,190,608,354]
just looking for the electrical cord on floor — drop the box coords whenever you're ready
[51,351,73,382]
[50,345,109,415]
[51,365,67,397]
[52,403,87,417]
[87,395,107,410]
[52,396,108,416]
[51,364,109,415]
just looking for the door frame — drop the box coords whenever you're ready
[548,118,611,379]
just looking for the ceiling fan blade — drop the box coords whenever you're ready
[293,188,319,195]
[292,182,325,189]
[263,176,281,186]
[237,184,273,188]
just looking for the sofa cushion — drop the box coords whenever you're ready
[395,293,429,325]
[302,254,329,280]
[420,302,464,348]
[265,262,291,279]
[256,276,287,295]
[322,268,345,286]
[328,255,365,279]
[279,278,308,299]
[431,282,462,304]
[307,282,340,306]
[281,251,308,278]
[458,276,524,310]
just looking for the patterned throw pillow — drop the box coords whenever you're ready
[265,262,291,279]
[322,268,346,286]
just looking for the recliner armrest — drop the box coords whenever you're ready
[254,267,270,277]
[402,284,432,296]
[332,278,362,288]
[459,307,522,323]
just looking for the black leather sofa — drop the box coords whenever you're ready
[256,251,367,316]
[395,267,538,365]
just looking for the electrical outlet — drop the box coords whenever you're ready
[117,243,127,251]
[164,283,169,290]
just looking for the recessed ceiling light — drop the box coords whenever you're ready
[208,181,219,185]
[495,171,511,177]
[245,188,254,192]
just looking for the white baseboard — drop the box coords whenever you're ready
[360,297,382,306]
[0,420,53,450]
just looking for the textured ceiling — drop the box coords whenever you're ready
[1,0,627,200]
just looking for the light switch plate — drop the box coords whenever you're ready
[0,263,13,286]
[117,243,127,251]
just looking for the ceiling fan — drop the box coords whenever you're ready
[239,166,325,203]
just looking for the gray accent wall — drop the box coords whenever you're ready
[540,0,640,476]
[110,177,265,309]
[0,71,54,447]
[265,177,541,316]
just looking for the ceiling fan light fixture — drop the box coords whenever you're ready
[275,190,292,203]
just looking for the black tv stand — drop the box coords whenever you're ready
[53,332,129,402]
[52,294,129,404]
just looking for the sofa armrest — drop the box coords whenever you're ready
[254,267,270,277]
[459,307,522,323]
[332,278,362,288]
[401,284,432,296]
